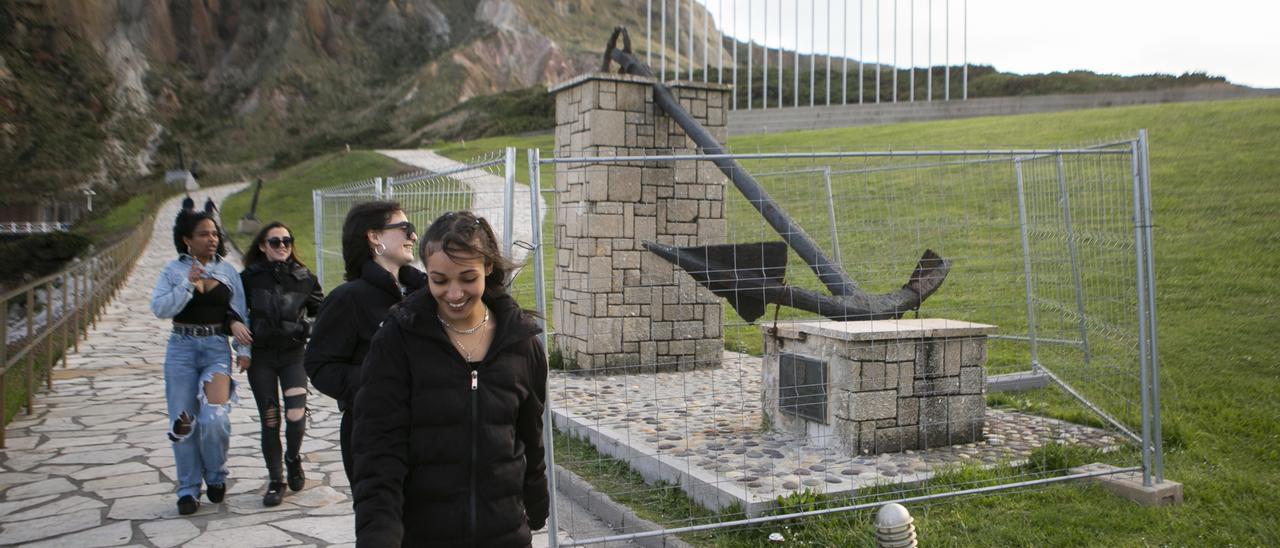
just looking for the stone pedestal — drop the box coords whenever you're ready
[762,319,997,454]
[549,73,731,372]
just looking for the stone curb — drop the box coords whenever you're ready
[554,464,694,548]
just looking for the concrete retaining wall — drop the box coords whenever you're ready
[728,86,1280,135]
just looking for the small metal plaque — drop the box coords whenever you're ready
[779,353,827,423]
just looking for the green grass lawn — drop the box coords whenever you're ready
[224,98,1280,545]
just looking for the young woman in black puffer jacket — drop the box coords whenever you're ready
[240,222,323,507]
[353,211,549,548]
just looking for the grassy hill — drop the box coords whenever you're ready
[223,97,1280,544]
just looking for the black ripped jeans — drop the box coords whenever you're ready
[247,346,308,483]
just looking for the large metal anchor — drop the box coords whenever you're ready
[600,27,950,323]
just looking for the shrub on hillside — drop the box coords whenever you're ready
[0,233,92,284]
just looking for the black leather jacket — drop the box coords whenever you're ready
[240,259,323,351]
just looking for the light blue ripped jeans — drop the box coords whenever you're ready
[164,332,240,499]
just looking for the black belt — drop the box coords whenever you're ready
[172,323,225,337]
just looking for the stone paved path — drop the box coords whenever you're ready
[0,186,606,547]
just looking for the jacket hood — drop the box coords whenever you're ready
[358,260,427,301]
[388,289,542,355]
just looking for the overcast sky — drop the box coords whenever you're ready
[685,0,1277,88]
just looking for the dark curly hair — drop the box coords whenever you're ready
[341,201,402,282]
[244,221,306,267]
[419,211,515,298]
[172,210,227,258]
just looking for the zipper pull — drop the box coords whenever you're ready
[470,370,478,391]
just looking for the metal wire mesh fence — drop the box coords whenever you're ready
[530,137,1161,545]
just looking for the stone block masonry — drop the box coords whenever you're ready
[762,319,997,455]
[550,73,732,372]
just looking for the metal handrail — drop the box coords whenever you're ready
[0,212,155,446]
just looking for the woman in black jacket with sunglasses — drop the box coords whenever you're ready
[304,201,426,484]
[240,222,323,506]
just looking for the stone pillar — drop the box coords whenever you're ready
[550,74,731,372]
[762,319,996,454]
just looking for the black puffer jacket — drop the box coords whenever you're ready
[352,290,549,548]
[240,259,323,351]
[304,261,427,408]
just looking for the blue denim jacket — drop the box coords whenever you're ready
[151,254,251,358]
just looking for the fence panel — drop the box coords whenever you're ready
[534,142,1158,545]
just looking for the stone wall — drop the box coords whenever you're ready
[762,319,996,454]
[550,73,731,372]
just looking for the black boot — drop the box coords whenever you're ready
[178,495,200,515]
[206,483,226,503]
[285,453,305,492]
[263,481,286,507]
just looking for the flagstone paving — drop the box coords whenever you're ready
[0,186,612,547]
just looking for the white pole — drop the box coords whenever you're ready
[910,0,915,101]
[747,0,753,110]
[732,0,738,109]
[826,0,832,106]
[703,0,708,82]
[963,0,968,100]
[809,0,815,107]
[893,0,898,103]
[842,0,848,105]
[945,0,950,101]
[763,0,769,110]
[795,0,800,107]
[859,0,864,104]
[777,0,783,108]
[927,0,932,101]
[875,0,880,104]
[661,0,667,81]
[718,0,725,84]
[688,0,695,80]
[647,0,652,68]
[674,0,680,79]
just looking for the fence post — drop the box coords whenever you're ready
[44,281,53,390]
[1013,159,1040,372]
[1130,139,1154,487]
[1055,154,1091,366]
[1138,129,1165,482]
[313,189,325,287]
[822,166,842,266]
[74,266,83,352]
[504,147,516,258]
[1,296,8,445]
[529,148,556,548]
[61,272,69,367]
[25,289,34,414]
[374,177,384,200]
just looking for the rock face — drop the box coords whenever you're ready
[3,0,675,197]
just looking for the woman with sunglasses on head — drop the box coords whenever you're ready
[353,211,549,547]
[304,201,426,484]
[151,210,253,516]
[240,222,324,506]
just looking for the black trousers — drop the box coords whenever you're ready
[247,346,308,482]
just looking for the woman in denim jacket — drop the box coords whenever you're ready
[151,210,253,515]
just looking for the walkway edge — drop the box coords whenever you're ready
[554,464,694,548]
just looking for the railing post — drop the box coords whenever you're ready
[1014,159,1040,372]
[529,148,557,548]
[73,266,83,353]
[44,281,53,390]
[503,147,516,258]
[25,289,34,414]
[313,189,325,288]
[1,296,8,443]
[61,272,69,367]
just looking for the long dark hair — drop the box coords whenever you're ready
[172,210,227,258]
[342,200,401,282]
[244,221,306,268]
[419,211,515,298]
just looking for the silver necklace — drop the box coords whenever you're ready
[437,306,489,335]
[450,335,474,362]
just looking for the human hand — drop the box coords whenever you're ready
[187,261,203,284]
[237,356,250,373]
[230,321,253,346]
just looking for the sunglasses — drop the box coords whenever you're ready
[382,221,417,239]
[266,237,294,249]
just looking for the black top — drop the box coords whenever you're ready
[241,259,323,350]
[352,290,549,548]
[303,260,426,408]
[174,282,232,325]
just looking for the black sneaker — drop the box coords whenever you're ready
[177,495,200,515]
[206,483,226,503]
[263,481,285,507]
[285,454,305,491]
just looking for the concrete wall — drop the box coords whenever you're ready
[729,85,1280,135]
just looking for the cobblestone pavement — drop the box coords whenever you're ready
[551,352,1124,505]
[0,186,602,547]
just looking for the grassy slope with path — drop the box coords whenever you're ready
[225,98,1280,545]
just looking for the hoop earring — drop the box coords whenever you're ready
[374,243,386,257]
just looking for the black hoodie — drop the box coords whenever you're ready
[352,289,549,548]
[304,260,427,408]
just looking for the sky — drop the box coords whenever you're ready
[678,0,1278,88]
